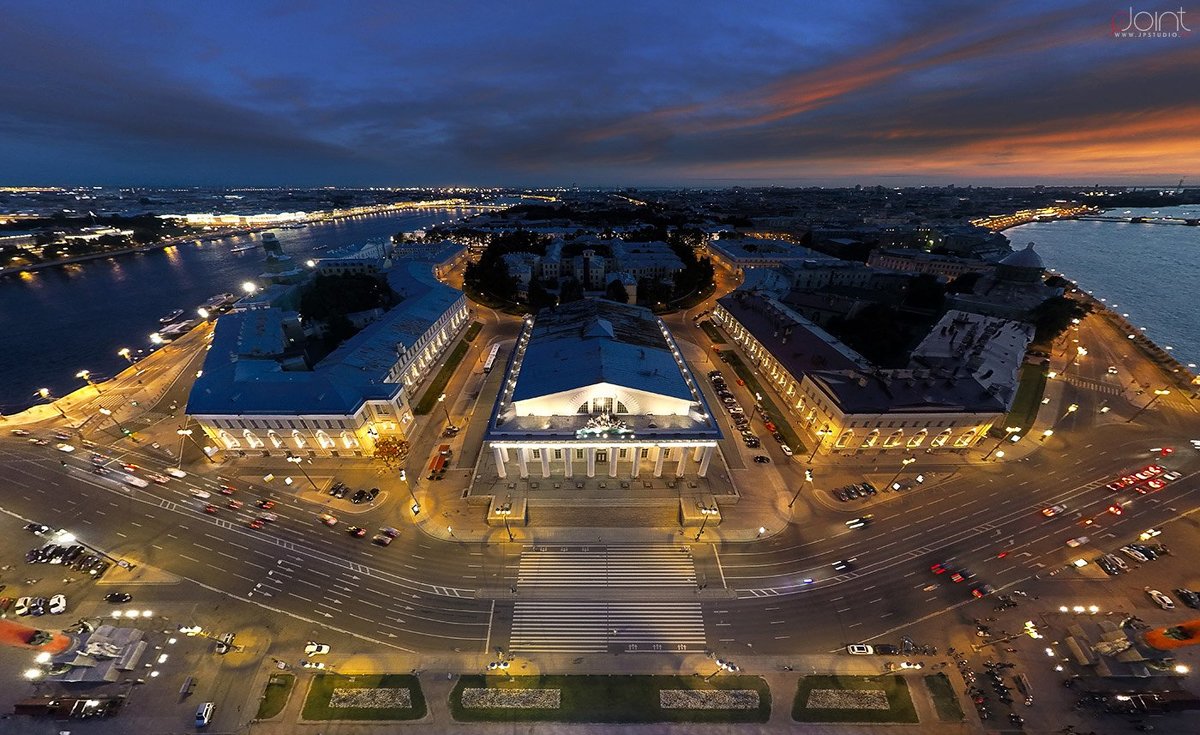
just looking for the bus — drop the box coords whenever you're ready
[482,343,501,374]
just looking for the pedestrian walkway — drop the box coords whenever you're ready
[509,600,707,654]
[517,544,697,588]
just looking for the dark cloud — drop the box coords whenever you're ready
[0,1,1193,185]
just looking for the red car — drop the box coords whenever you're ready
[227,499,244,509]
[248,519,266,530]
[931,562,949,575]
[1107,503,1125,516]
[122,463,139,473]
[204,504,219,514]
[347,526,367,538]
[256,499,275,510]
[219,485,236,495]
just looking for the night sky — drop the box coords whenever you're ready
[1,1,1196,187]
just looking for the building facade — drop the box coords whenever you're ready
[485,300,721,480]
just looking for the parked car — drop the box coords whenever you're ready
[846,644,873,655]
[49,594,67,615]
[1145,588,1175,610]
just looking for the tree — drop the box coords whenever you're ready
[559,277,584,303]
[903,273,946,310]
[372,437,410,470]
[946,271,983,294]
[1030,296,1090,343]
[604,279,629,303]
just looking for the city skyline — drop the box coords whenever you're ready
[1,1,1197,187]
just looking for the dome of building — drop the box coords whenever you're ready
[999,242,1044,270]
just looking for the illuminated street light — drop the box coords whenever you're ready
[286,453,319,492]
[1127,389,1170,423]
[984,426,1021,459]
[117,347,132,364]
[437,392,452,426]
[149,332,164,345]
[788,469,813,508]
[35,387,68,418]
[197,307,210,320]
[241,281,258,295]
[76,369,102,394]
[1041,429,1054,442]
[23,668,43,680]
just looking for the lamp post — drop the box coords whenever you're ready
[117,347,132,365]
[887,457,916,490]
[983,426,1022,460]
[177,426,216,465]
[36,388,68,418]
[1040,429,1054,442]
[496,498,515,542]
[788,468,813,509]
[286,453,319,492]
[400,470,421,516]
[1060,403,1079,423]
[807,426,830,462]
[437,393,453,427]
[76,369,102,394]
[749,392,764,421]
[97,408,132,439]
[1127,389,1170,423]
[695,504,717,541]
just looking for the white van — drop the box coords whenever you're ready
[195,701,214,727]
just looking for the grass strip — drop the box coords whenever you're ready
[924,673,964,722]
[791,675,918,723]
[1004,363,1048,433]
[301,674,426,721]
[719,350,807,454]
[450,674,770,723]
[462,321,482,342]
[698,320,727,344]
[415,340,470,414]
[256,673,294,720]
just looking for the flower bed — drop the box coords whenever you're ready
[660,689,759,709]
[806,689,889,710]
[330,688,412,709]
[461,688,561,709]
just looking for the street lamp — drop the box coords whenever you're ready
[76,369,102,394]
[749,392,764,421]
[1127,389,1170,423]
[437,393,453,426]
[286,453,319,492]
[400,470,420,516]
[695,504,718,541]
[887,457,915,490]
[197,307,210,320]
[788,468,813,508]
[1040,429,1054,442]
[496,499,515,542]
[98,407,132,439]
[807,426,831,462]
[35,388,68,418]
[241,281,258,295]
[177,426,216,465]
[117,347,132,364]
[983,426,1021,460]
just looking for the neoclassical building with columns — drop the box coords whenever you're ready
[485,300,722,481]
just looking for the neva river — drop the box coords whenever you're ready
[1007,204,1200,371]
[0,207,482,413]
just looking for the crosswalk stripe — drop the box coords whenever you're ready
[510,600,707,653]
[518,545,697,588]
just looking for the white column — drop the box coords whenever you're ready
[540,446,550,478]
[494,446,507,479]
[608,445,618,477]
[517,447,528,479]
[565,447,574,478]
[586,447,596,478]
[675,446,688,477]
[698,446,714,477]
[691,446,704,461]
[653,446,666,478]
[631,446,641,478]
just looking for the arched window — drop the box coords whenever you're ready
[268,431,283,449]
[883,430,904,448]
[316,430,335,449]
[835,429,854,448]
[340,430,359,448]
[616,401,628,414]
[217,430,241,449]
[931,429,952,448]
[954,428,979,447]
[861,429,880,448]
[906,429,928,448]
[292,429,307,448]
[242,429,264,449]
[577,403,589,414]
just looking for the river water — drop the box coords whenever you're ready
[1006,204,1200,371]
[0,207,482,413]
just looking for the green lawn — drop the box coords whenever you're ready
[719,350,807,455]
[924,673,964,722]
[450,674,770,723]
[301,674,427,721]
[256,673,294,720]
[415,340,470,414]
[791,675,918,723]
[462,321,483,343]
[698,320,727,344]
[1004,363,1049,433]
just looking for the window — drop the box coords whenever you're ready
[532,449,541,459]
[616,401,628,414]
[577,403,589,414]
[554,449,562,460]
[576,449,584,459]
[619,448,627,458]
[641,448,649,458]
